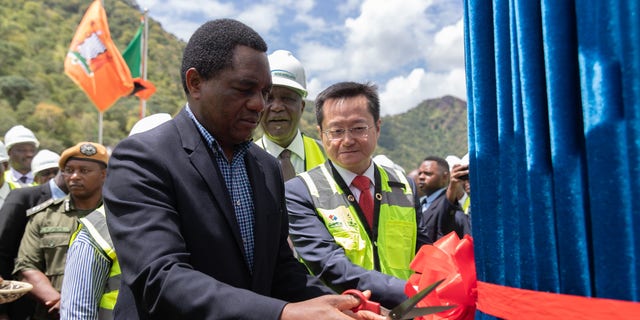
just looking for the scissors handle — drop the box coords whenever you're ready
[342,289,381,314]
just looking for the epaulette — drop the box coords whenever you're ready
[26,197,65,217]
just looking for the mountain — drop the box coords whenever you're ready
[0,0,185,150]
[0,0,468,170]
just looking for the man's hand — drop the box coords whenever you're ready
[45,298,61,317]
[281,291,386,320]
[446,164,469,204]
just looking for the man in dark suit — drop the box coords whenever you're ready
[0,171,67,319]
[416,156,471,242]
[103,19,379,320]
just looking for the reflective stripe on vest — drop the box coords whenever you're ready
[299,162,416,279]
[301,135,326,170]
[76,205,120,318]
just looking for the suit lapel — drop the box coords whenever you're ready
[174,109,246,259]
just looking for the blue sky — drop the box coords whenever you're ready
[136,0,466,116]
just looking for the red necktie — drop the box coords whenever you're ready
[352,175,373,228]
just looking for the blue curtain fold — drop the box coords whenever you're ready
[464,0,639,318]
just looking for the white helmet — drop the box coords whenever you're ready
[268,50,307,98]
[4,125,39,150]
[31,149,60,176]
[129,113,172,136]
[373,154,405,174]
[0,141,8,163]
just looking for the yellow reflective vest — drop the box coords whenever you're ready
[300,135,326,170]
[298,162,417,279]
[257,134,326,172]
[70,205,120,319]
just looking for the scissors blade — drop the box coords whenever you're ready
[398,305,457,319]
[387,278,445,320]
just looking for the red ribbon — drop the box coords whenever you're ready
[405,232,640,319]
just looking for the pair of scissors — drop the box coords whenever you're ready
[343,279,455,319]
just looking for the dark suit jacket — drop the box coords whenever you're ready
[0,182,52,318]
[422,190,471,243]
[104,108,332,320]
[0,183,52,278]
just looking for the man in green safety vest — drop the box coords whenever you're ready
[256,50,326,181]
[285,81,430,309]
[13,142,107,319]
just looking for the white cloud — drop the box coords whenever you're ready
[236,3,284,35]
[138,0,237,40]
[137,0,467,115]
[425,19,465,71]
[341,0,434,78]
[379,67,466,116]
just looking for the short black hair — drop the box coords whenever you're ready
[315,82,380,128]
[422,156,450,174]
[180,19,268,95]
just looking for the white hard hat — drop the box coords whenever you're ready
[268,50,307,98]
[31,149,60,175]
[129,113,172,136]
[445,155,462,171]
[373,154,405,174]
[0,141,8,163]
[4,125,39,150]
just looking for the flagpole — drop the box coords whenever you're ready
[139,9,149,119]
[98,111,103,144]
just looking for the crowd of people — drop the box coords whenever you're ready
[0,19,471,319]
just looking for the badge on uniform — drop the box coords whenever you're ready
[79,143,97,156]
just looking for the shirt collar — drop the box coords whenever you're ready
[10,167,33,181]
[332,160,376,187]
[420,187,446,205]
[49,179,67,199]
[185,104,252,156]
[260,131,305,160]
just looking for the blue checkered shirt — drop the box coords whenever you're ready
[186,106,256,270]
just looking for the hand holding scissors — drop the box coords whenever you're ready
[343,279,455,320]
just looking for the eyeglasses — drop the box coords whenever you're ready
[322,125,373,141]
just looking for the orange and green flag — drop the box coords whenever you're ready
[64,0,133,112]
[122,17,157,100]
[122,19,143,78]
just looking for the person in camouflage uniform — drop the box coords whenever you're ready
[12,142,108,319]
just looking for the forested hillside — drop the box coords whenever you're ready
[0,0,468,171]
[0,0,185,150]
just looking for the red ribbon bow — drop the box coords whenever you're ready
[405,232,640,319]
[405,232,477,320]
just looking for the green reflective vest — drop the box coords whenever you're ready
[299,162,417,279]
[300,135,326,170]
[257,134,326,172]
[71,205,120,319]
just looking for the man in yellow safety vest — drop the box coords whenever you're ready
[285,81,430,309]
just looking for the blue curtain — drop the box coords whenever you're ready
[464,0,639,317]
